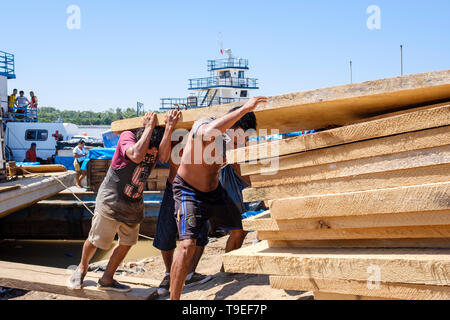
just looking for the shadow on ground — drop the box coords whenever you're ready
[157,272,308,300]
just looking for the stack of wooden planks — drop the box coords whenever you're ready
[222,102,450,300]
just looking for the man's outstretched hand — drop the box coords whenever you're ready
[165,109,182,129]
[142,112,157,129]
[242,96,268,113]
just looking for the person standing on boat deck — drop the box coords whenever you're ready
[67,111,180,293]
[7,89,17,118]
[29,91,38,121]
[169,96,267,300]
[153,135,212,297]
[14,91,30,119]
[73,139,88,188]
[25,143,37,163]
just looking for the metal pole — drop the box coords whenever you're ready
[400,45,404,76]
[350,60,353,84]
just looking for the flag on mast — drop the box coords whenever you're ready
[218,32,223,55]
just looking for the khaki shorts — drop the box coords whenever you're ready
[88,212,140,250]
[73,159,81,172]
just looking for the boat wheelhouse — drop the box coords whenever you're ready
[161,49,259,110]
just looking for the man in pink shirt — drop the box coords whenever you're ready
[68,110,181,292]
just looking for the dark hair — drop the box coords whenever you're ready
[31,143,36,147]
[13,89,18,92]
[19,90,24,94]
[78,139,85,145]
[228,106,257,131]
[134,126,165,149]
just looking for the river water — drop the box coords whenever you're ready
[0,239,161,269]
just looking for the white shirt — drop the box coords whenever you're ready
[73,146,87,162]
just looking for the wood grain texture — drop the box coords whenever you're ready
[243,163,450,202]
[222,241,450,286]
[243,210,450,231]
[266,238,450,249]
[0,261,157,300]
[269,276,450,300]
[228,104,450,164]
[257,225,450,241]
[112,69,450,134]
[269,181,450,220]
[240,125,450,177]
[248,144,450,188]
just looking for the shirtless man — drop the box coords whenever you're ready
[153,135,212,297]
[170,96,268,300]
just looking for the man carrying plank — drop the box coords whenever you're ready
[67,110,180,292]
[169,96,267,300]
[153,135,212,297]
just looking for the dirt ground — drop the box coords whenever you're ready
[1,234,313,300]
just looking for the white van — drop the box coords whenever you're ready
[5,122,79,162]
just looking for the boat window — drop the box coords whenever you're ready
[238,71,244,78]
[219,71,231,79]
[25,129,49,141]
[240,90,248,98]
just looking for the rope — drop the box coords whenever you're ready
[18,167,154,241]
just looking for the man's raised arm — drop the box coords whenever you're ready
[126,112,157,164]
[196,96,267,139]
[158,110,182,163]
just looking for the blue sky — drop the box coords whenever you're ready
[1,0,449,111]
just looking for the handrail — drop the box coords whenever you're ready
[3,108,38,123]
[0,51,16,79]
[189,76,258,90]
[208,58,249,71]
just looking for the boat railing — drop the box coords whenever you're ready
[3,108,38,123]
[160,96,248,110]
[0,51,16,79]
[188,77,258,90]
[207,58,249,71]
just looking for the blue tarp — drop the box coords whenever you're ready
[102,131,120,148]
[54,156,75,170]
[15,162,41,166]
[55,148,115,171]
[81,148,116,170]
[249,130,316,142]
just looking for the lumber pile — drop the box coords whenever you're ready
[111,69,450,134]
[222,102,450,300]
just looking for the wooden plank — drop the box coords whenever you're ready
[0,172,77,218]
[243,163,450,202]
[240,125,450,177]
[267,238,450,249]
[16,165,67,174]
[257,225,450,241]
[222,241,450,286]
[270,276,450,300]
[112,69,450,134]
[244,210,450,232]
[312,291,391,300]
[0,261,157,300]
[249,144,450,188]
[228,104,450,164]
[269,181,450,220]
[0,185,21,193]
